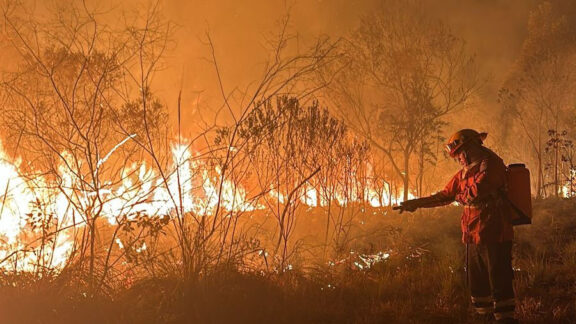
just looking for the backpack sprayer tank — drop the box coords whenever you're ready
[506,163,532,225]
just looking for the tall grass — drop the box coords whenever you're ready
[0,199,574,323]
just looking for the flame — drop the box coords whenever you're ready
[0,143,76,271]
[301,185,319,207]
[561,169,576,198]
[0,139,414,272]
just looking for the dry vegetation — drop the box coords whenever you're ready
[0,0,575,323]
[0,199,574,324]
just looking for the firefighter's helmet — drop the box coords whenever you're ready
[445,129,488,157]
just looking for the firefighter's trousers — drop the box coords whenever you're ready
[468,241,516,321]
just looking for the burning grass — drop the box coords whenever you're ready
[0,199,574,323]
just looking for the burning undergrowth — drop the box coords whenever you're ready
[0,200,573,323]
[0,1,574,323]
[0,131,413,280]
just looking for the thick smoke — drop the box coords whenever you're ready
[145,0,538,135]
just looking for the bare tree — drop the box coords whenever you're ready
[322,0,478,200]
[499,2,576,198]
[0,0,172,291]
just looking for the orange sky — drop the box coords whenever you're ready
[137,0,537,131]
[0,0,539,135]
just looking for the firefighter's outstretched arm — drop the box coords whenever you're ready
[393,172,460,213]
[393,195,454,213]
[392,200,418,213]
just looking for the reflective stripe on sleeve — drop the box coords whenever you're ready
[494,298,515,309]
[494,311,515,320]
[494,298,515,316]
[471,296,492,304]
[474,306,494,315]
[471,296,494,315]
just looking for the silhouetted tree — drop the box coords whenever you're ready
[323,0,478,200]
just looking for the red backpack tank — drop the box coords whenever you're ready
[506,163,532,225]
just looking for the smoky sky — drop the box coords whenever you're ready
[143,0,537,124]
[31,0,534,134]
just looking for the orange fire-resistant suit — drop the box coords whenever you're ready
[414,147,517,322]
[428,147,514,244]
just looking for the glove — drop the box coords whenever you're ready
[392,200,418,214]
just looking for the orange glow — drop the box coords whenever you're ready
[0,138,415,272]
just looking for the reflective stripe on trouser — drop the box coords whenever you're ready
[471,296,493,314]
[494,298,516,320]
[468,242,515,317]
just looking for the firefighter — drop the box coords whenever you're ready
[394,129,518,324]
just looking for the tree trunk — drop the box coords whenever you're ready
[536,154,543,199]
[555,139,559,197]
[403,149,410,201]
[537,129,544,199]
[418,141,425,196]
